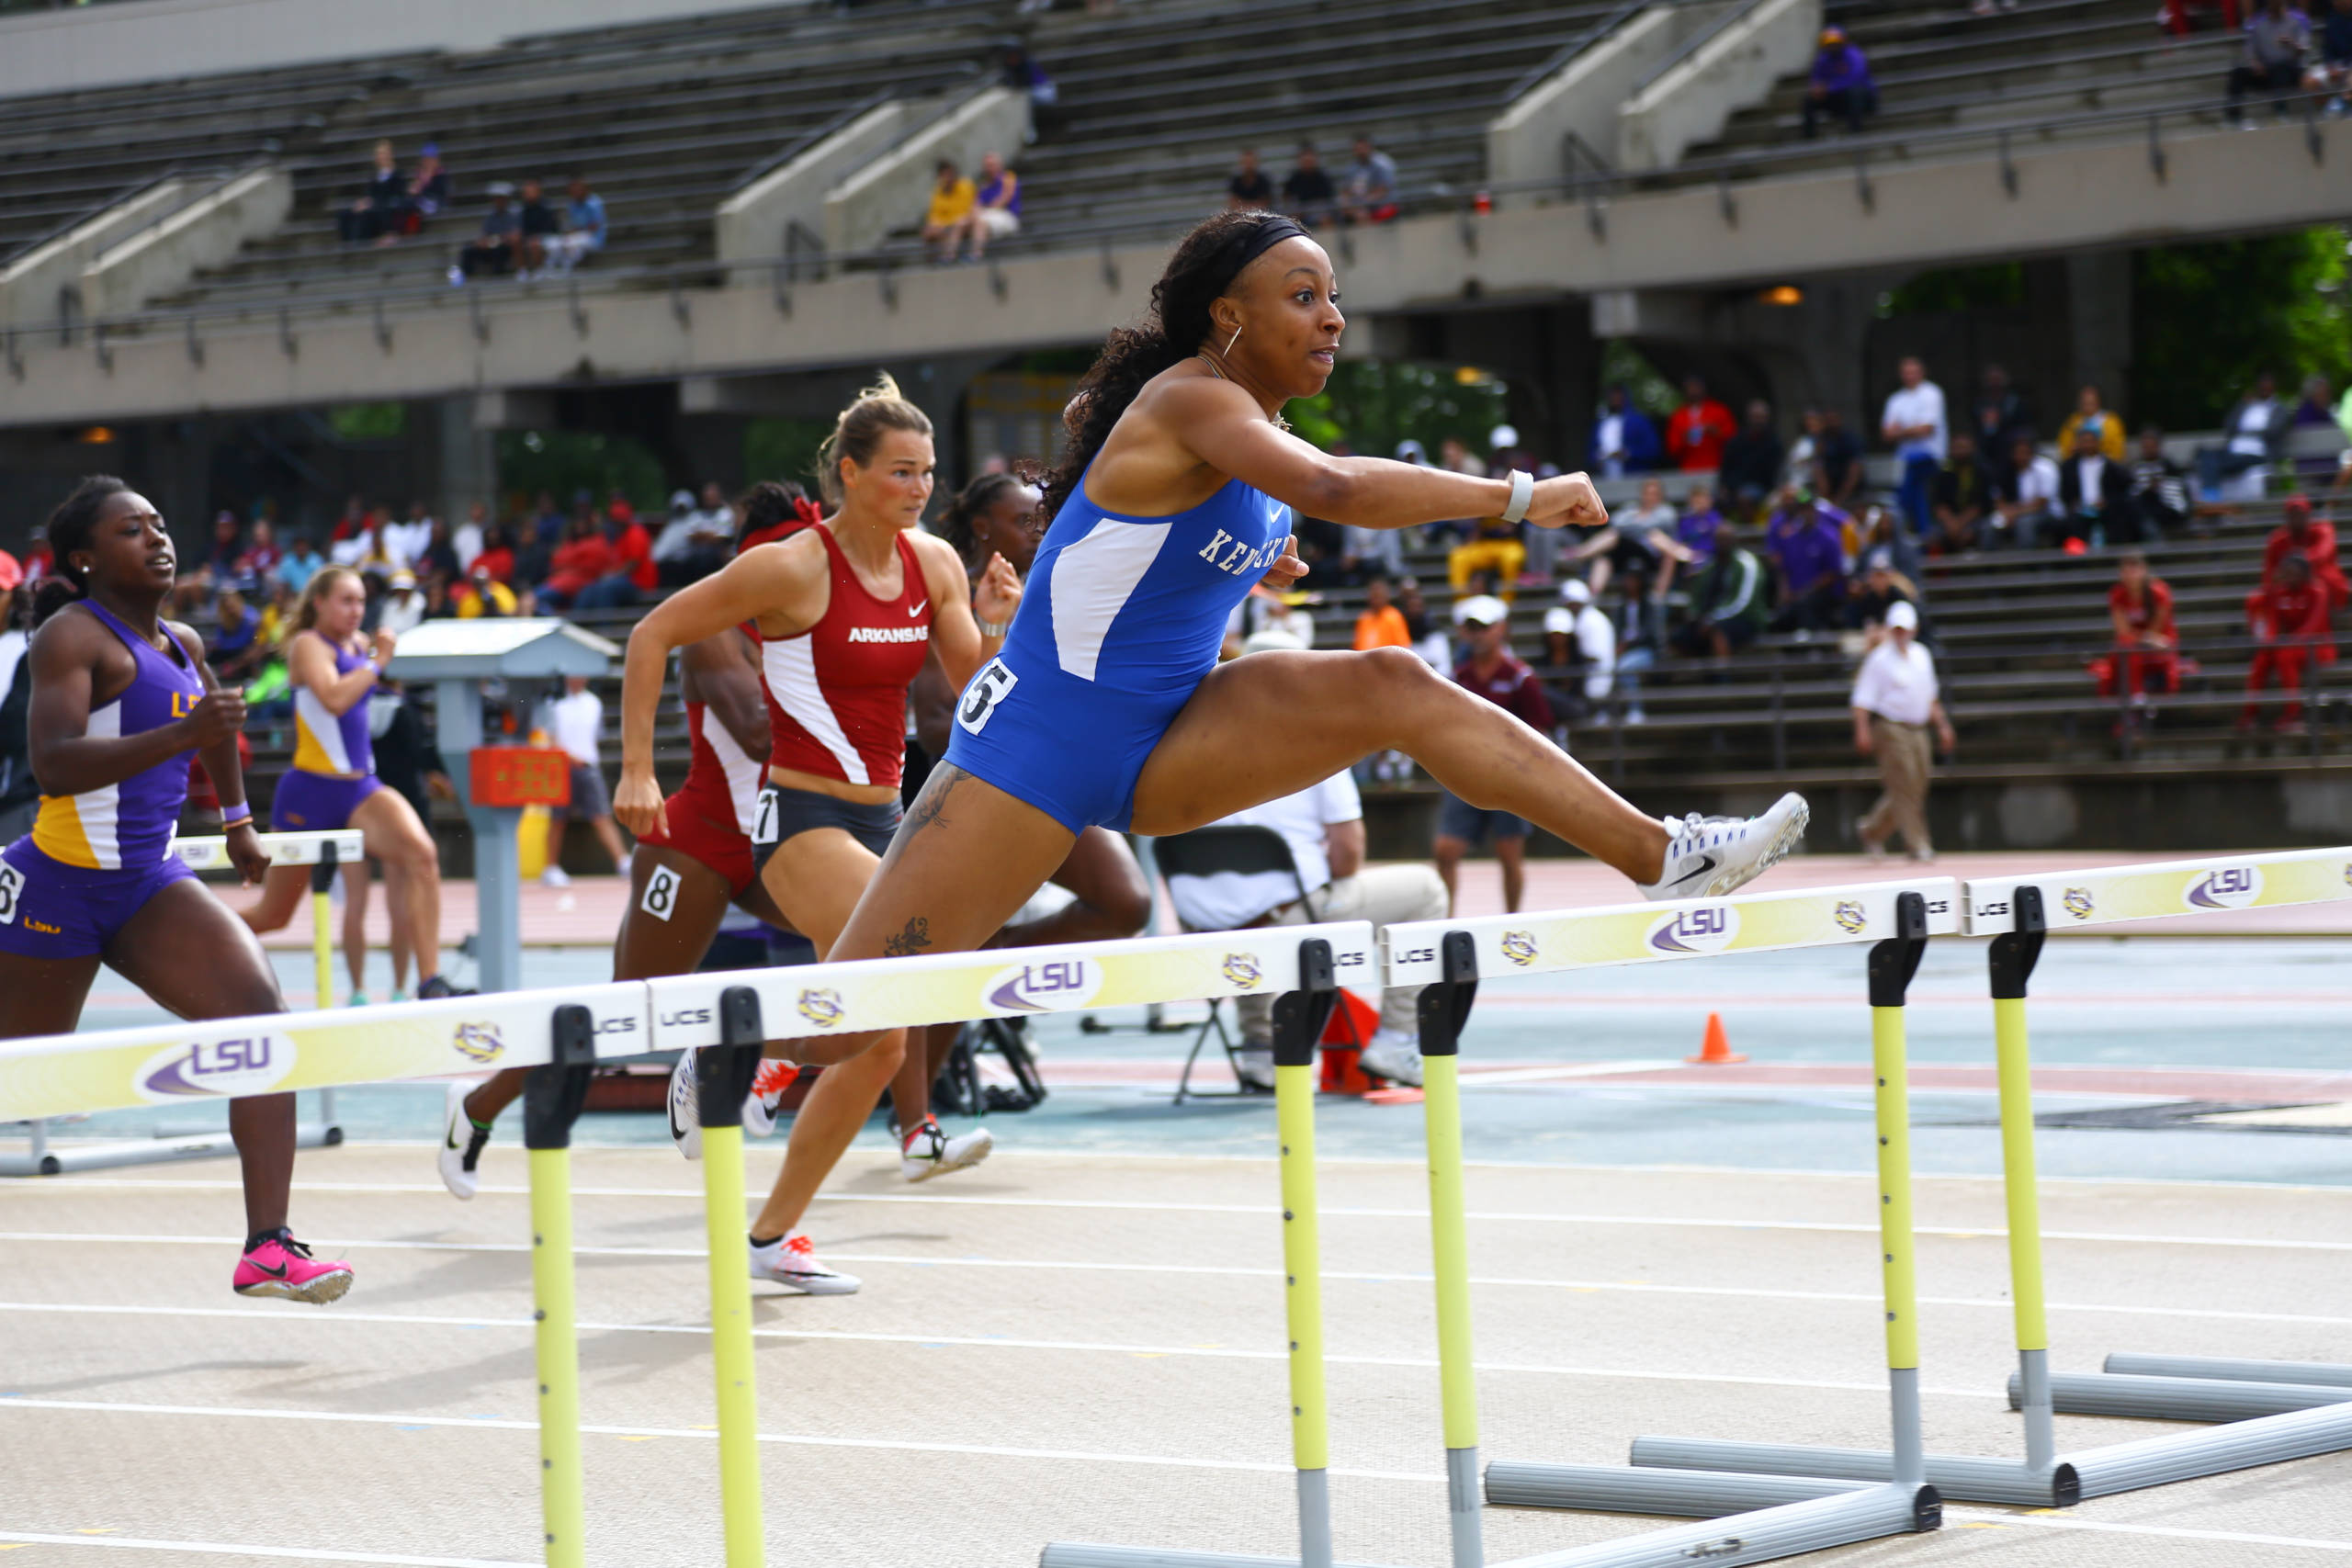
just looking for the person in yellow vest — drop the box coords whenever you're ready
[922,158,977,263]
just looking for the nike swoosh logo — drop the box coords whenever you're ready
[251,1261,289,1279]
[909,600,927,617]
[1670,854,1719,887]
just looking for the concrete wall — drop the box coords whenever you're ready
[79,166,292,321]
[0,0,813,101]
[1618,0,1821,172]
[1487,3,1732,186]
[822,86,1030,258]
[0,177,193,331]
[715,98,913,267]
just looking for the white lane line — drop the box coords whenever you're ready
[0,1235,2336,1328]
[0,1301,1995,1401]
[12,1181,2343,1252]
[0,1533,526,1566]
[1948,1509,2352,1552]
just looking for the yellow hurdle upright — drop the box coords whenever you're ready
[1415,930,1485,1568]
[1272,1053,1334,1568]
[527,1142,586,1568]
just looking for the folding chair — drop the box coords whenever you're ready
[1152,824,1363,1103]
[932,1014,1049,1115]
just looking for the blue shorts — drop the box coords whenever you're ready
[271,770,383,834]
[940,655,1187,835]
[1437,790,1531,847]
[0,839,198,960]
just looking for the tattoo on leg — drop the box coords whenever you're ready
[884,916,933,957]
[905,765,963,836]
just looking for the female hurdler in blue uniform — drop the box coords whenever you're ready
[828,210,1808,1006]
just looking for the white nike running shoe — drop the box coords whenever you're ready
[899,1116,993,1182]
[436,1079,489,1201]
[1356,1027,1425,1088]
[667,1048,702,1162]
[741,1058,800,1138]
[748,1229,862,1295]
[1637,792,1810,902]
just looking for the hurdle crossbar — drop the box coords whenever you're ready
[3,829,367,1176]
[1646,845,2352,1507]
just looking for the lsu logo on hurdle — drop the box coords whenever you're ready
[1833,900,1868,936]
[451,1022,504,1065]
[136,1032,296,1100]
[1647,904,1741,955]
[1500,931,1539,967]
[1221,953,1264,989]
[2062,886,2096,921]
[797,987,845,1027]
[986,958,1103,1012]
[2186,865,2263,910]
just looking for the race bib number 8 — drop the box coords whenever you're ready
[639,863,682,922]
[957,658,1019,738]
[0,859,20,926]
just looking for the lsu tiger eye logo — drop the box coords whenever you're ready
[1221,953,1264,989]
[2062,886,2095,921]
[797,987,845,1027]
[1833,900,1868,936]
[1499,931,1538,967]
[452,1022,504,1064]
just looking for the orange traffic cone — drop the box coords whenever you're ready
[1687,1011,1747,1065]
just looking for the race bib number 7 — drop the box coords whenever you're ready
[956,658,1019,738]
[751,785,782,850]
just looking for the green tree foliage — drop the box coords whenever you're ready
[2132,229,2352,430]
[1285,360,1509,458]
[325,402,408,441]
[494,430,665,515]
[743,418,834,496]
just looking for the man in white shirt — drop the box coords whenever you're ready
[1850,602,1955,862]
[537,674,629,886]
[1544,579,1616,712]
[1996,435,2062,549]
[1164,648,1448,1089]
[1880,356,1948,539]
[451,502,489,573]
[382,502,436,574]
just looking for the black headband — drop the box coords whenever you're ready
[1203,216,1312,300]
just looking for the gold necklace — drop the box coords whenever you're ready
[1196,353,1289,431]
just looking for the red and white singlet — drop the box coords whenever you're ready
[760,527,932,790]
[637,630,771,896]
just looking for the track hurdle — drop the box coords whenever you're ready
[1633,847,2352,1506]
[3,828,362,1176]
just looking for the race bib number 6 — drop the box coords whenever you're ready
[956,658,1019,738]
[0,859,21,926]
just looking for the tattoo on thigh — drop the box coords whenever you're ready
[905,765,963,836]
[883,915,933,956]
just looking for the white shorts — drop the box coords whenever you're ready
[980,208,1021,239]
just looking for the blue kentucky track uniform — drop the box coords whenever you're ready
[943,461,1293,832]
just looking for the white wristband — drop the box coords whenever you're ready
[1501,468,1534,525]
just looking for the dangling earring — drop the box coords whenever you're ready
[1226,324,1243,355]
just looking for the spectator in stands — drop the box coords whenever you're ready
[1447,507,1525,603]
[1340,133,1400,224]
[338,139,409,245]
[385,501,435,573]
[2127,426,2191,539]
[236,519,283,587]
[1676,482,1725,568]
[513,513,557,596]
[1765,491,1849,632]
[537,513,613,610]
[573,497,655,609]
[2265,493,2348,606]
[2165,0,2244,37]
[379,570,429,639]
[1847,547,1922,642]
[1543,579,1617,725]
[542,177,607,276]
[407,142,452,226]
[1573,477,1687,602]
[1226,147,1275,210]
[1803,26,1879,138]
[956,152,1023,260]
[2210,371,2287,501]
[2306,0,2352,113]
[1972,363,2034,461]
[1859,502,1926,588]
[1673,524,1770,658]
[277,533,325,595]
[2057,384,2127,462]
[1282,144,1339,230]
[418,517,463,583]
[210,588,264,682]
[1000,43,1058,110]
[1717,400,1784,519]
[1666,375,1736,473]
[202,509,245,581]
[456,562,520,618]
[2290,374,2343,481]
[2243,551,2334,732]
[1851,602,1952,862]
[659,482,738,587]
[1353,575,1411,649]
[1994,434,2061,548]
[1393,578,1450,670]
[1431,595,1549,913]
[922,160,978,263]
[2056,423,2133,547]
[2102,549,2180,705]
[1589,383,1662,479]
[1929,429,1994,556]
[1439,435,1487,478]
[2228,0,2312,122]
[453,184,523,281]
[538,674,629,885]
[469,524,514,585]
[1881,356,1948,536]
[451,502,488,573]
[516,178,562,277]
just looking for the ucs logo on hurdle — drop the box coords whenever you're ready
[136,1032,297,1100]
[2186,865,2263,910]
[1647,903,1741,955]
[987,957,1103,1012]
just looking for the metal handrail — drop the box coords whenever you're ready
[1,90,2292,349]
[1504,0,1657,101]
[1630,0,1769,96]
[0,164,219,269]
[729,77,956,191]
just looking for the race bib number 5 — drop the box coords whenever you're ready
[956,658,1019,738]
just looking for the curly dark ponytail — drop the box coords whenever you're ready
[1038,210,1306,525]
[31,475,130,627]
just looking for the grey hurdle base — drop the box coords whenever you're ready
[2102,1355,2352,1387]
[2026,1371,2352,1422]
